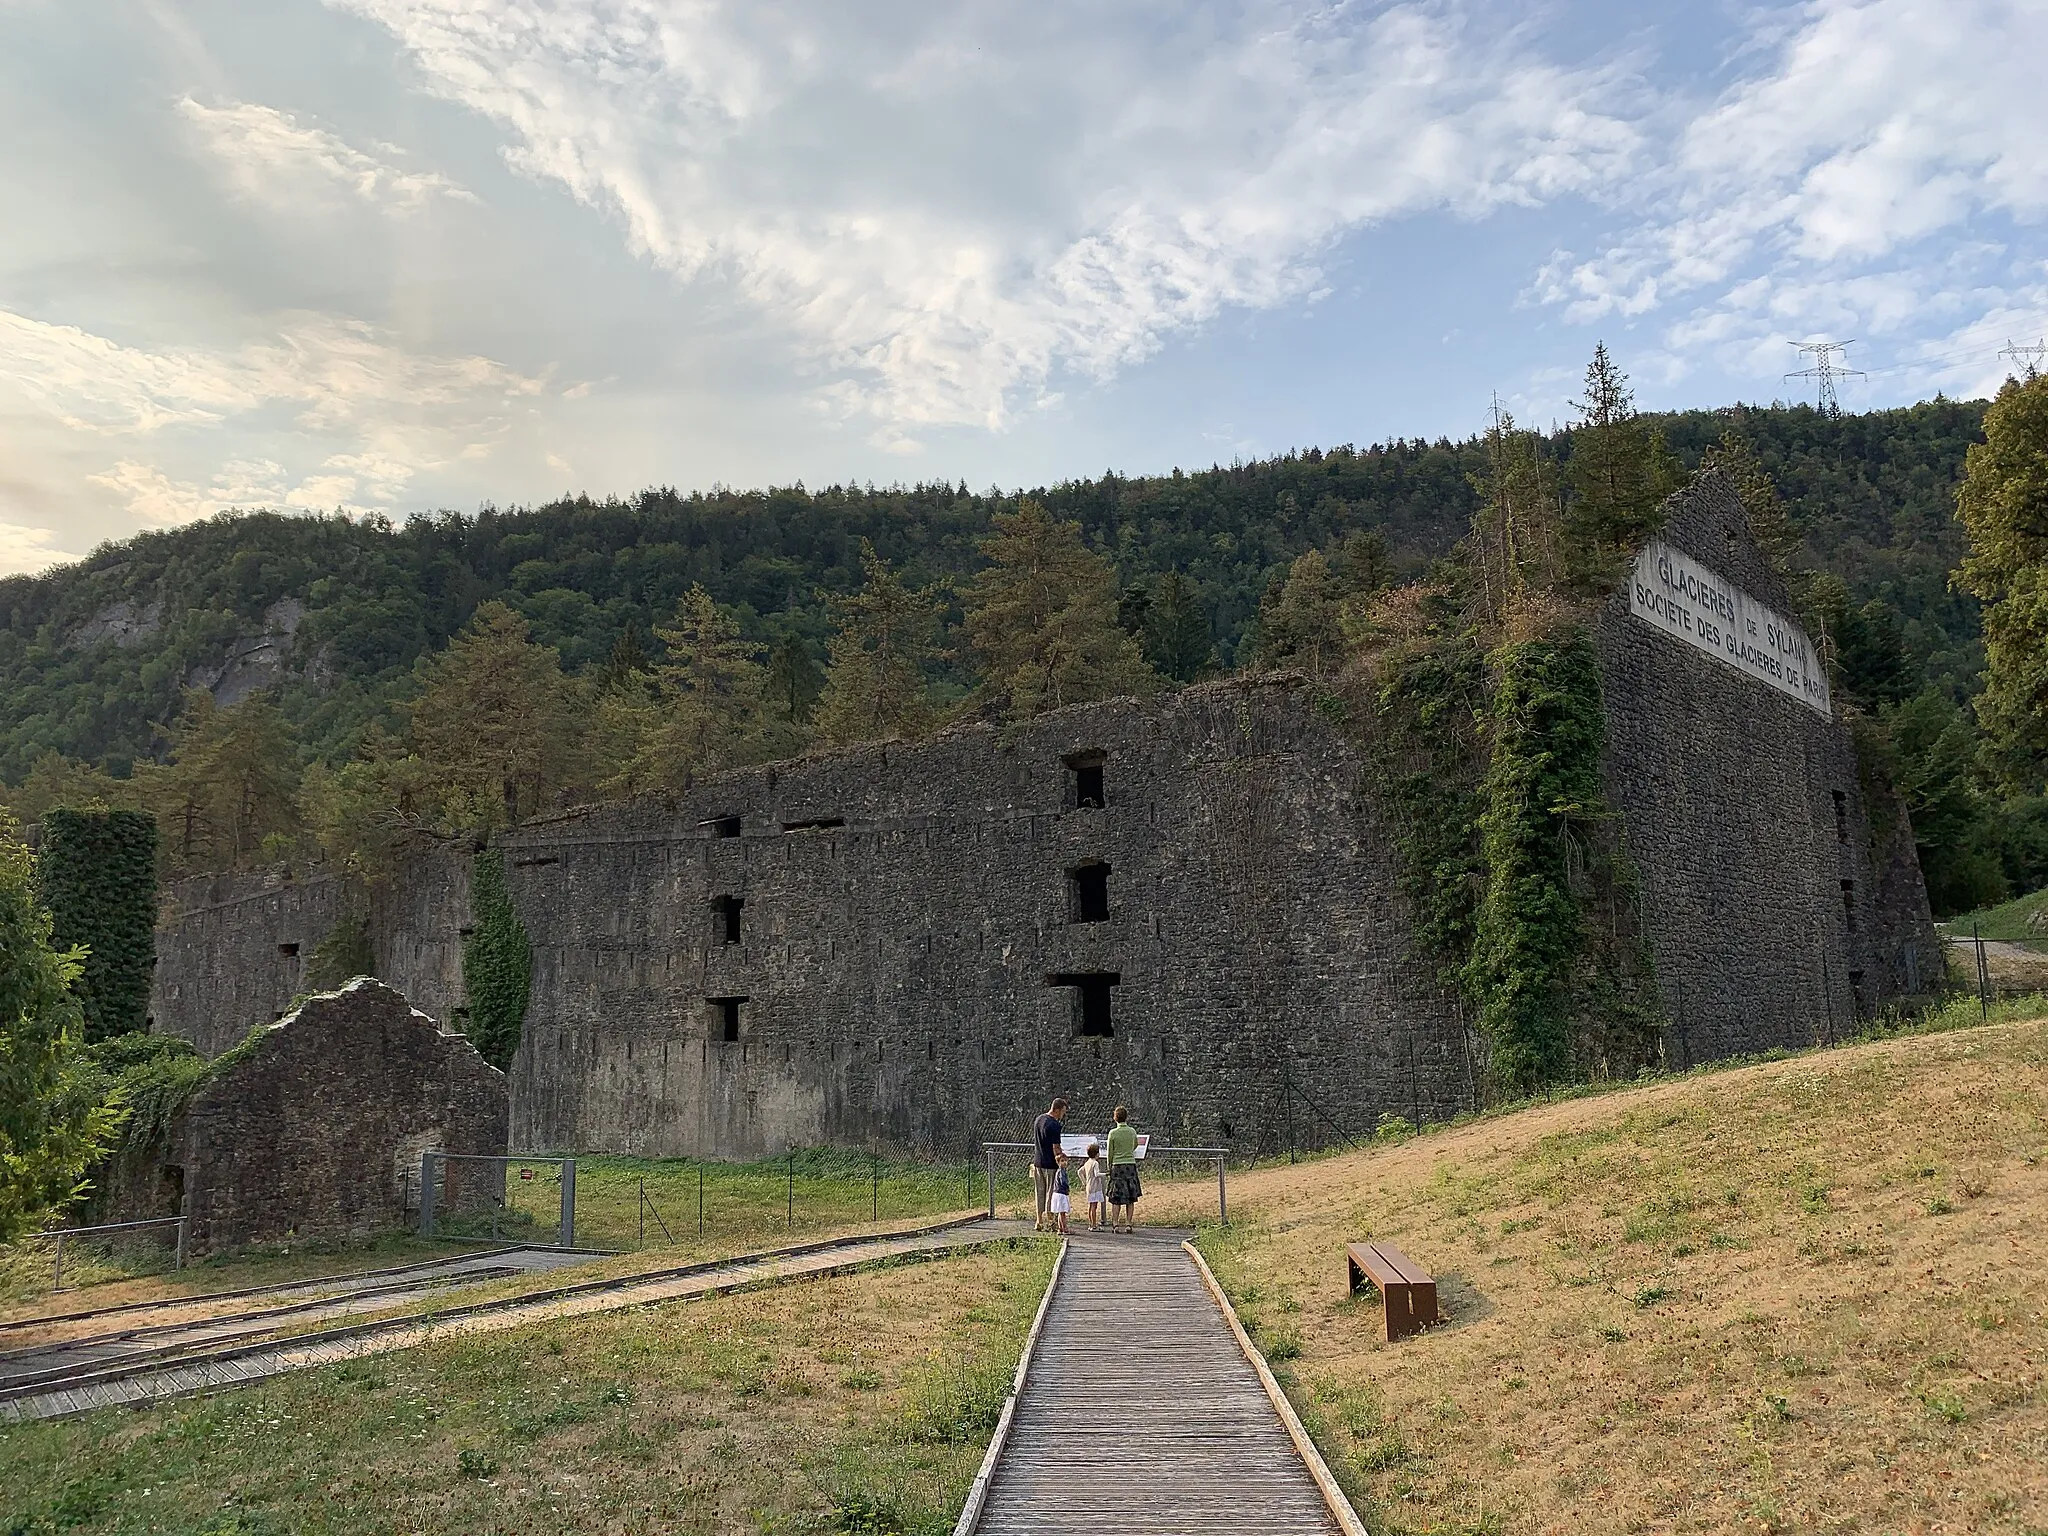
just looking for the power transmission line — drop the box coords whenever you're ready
[1999,338,2047,375]
[1786,340,1865,417]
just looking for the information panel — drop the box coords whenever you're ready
[1628,538,1831,718]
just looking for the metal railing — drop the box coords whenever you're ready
[981,1142,1230,1223]
[24,1216,186,1289]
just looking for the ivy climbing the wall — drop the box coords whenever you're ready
[37,810,159,1043]
[462,849,531,1071]
[1464,633,1609,1094]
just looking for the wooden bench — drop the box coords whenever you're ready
[1346,1241,1438,1341]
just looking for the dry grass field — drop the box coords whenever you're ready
[0,1238,1054,1536]
[1157,1017,2048,1536]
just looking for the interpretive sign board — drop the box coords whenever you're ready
[1060,1132,1149,1160]
[1629,538,1831,718]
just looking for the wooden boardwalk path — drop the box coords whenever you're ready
[1,1218,1024,1423]
[972,1229,1344,1536]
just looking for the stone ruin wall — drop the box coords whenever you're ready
[493,678,1472,1159]
[1596,472,1941,1063]
[143,492,1943,1162]
[173,980,507,1256]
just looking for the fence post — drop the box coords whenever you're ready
[560,1158,577,1247]
[985,1146,995,1220]
[51,1232,63,1291]
[698,1164,705,1233]
[174,1216,187,1270]
[871,1154,879,1223]
[419,1152,439,1238]
[639,1176,645,1249]
[786,1150,794,1230]
[1216,1156,1228,1226]
[1976,922,1990,1019]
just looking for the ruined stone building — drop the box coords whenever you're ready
[149,474,1939,1161]
[109,980,508,1255]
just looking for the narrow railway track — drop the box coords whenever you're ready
[2,1215,1016,1423]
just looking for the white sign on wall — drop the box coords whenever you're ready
[1628,539,1832,719]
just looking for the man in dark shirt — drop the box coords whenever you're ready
[1031,1097,1067,1232]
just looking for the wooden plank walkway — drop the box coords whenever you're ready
[974,1229,1341,1536]
[2,1218,1027,1423]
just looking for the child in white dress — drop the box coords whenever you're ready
[1083,1143,1106,1230]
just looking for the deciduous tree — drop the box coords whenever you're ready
[1958,371,2048,791]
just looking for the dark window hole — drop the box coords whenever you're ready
[712,895,744,944]
[708,996,747,1042]
[1840,879,1857,932]
[1831,790,1849,842]
[781,816,845,832]
[278,942,299,959]
[513,855,561,868]
[703,815,742,839]
[1063,750,1106,810]
[1069,862,1110,923]
[1045,971,1119,1037]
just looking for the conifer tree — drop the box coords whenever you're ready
[407,602,585,829]
[1957,370,2048,791]
[633,585,772,783]
[134,692,303,872]
[1563,344,1680,591]
[962,500,1156,715]
[813,542,941,746]
[596,621,654,697]
[1142,571,1216,683]
[765,632,826,726]
[1253,550,1347,679]
[1471,407,1564,620]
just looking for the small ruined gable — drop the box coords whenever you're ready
[173,979,507,1256]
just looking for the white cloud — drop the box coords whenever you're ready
[0,520,77,578]
[1536,0,2048,384]
[330,0,1639,435]
[0,308,548,525]
[178,97,475,214]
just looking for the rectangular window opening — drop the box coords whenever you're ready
[278,942,300,959]
[513,854,562,868]
[1832,790,1849,843]
[1069,862,1111,923]
[707,996,748,1042]
[712,895,744,944]
[702,815,742,839]
[781,816,846,832]
[1046,971,1119,1037]
[1840,878,1857,932]
[1063,750,1106,810]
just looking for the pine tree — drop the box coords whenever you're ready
[962,500,1156,715]
[596,621,654,697]
[1471,406,1564,620]
[1957,371,2048,792]
[637,585,771,783]
[133,692,304,872]
[1563,344,1680,591]
[813,542,941,746]
[765,633,826,725]
[1253,550,1346,679]
[1142,572,1215,683]
[407,602,585,829]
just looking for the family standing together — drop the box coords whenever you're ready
[1031,1097,1143,1234]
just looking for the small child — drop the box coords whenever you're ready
[1083,1143,1106,1230]
[1048,1152,1073,1235]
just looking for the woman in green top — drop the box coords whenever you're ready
[1105,1105,1141,1233]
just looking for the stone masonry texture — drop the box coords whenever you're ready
[1596,471,1941,1063]
[145,485,1940,1162]
[152,980,507,1256]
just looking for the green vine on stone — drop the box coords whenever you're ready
[37,810,159,1043]
[462,848,531,1071]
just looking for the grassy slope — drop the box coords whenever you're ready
[0,1239,1054,1536]
[1940,887,2048,945]
[1157,1019,2048,1536]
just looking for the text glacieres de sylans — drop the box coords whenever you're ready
[1628,539,1832,719]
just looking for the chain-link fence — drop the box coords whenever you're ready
[485,1149,985,1252]
[979,1141,1229,1224]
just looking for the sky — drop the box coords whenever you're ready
[2,0,2044,576]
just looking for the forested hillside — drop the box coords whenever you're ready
[0,399,1988,781]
